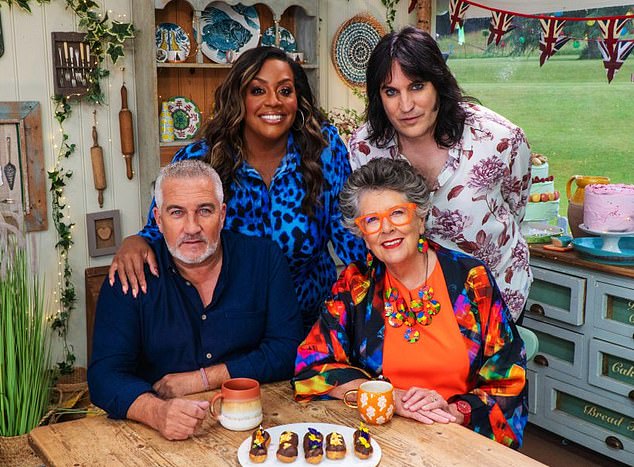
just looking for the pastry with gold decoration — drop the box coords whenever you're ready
[276,430,299,463]
[325,431,347,460]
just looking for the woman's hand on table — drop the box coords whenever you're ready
[108,234,158,297]
[394,387,456,424]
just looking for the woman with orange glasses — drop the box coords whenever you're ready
[293,158,527,449]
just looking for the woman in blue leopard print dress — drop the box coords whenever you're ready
[108,47,366,332]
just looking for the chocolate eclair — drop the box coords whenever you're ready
[276,430,299,463]
[353,423,373,460]
[325,431,347,460]
[303,428,324,464]
[249,425,270,463]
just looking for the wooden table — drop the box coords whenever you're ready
[30,382,543,466]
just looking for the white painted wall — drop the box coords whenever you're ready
[319,0,416,116]
[0,0,140,367]
[0,0,418,367]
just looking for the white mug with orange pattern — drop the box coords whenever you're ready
[343,380,394,425]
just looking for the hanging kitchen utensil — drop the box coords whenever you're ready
[90,111,107,207]
[4,136,17,191]
[119,69,135,180]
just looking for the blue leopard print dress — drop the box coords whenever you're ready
[139,124,367,331]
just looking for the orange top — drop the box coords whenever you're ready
[382,260,469,400]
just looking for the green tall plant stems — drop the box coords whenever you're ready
[0,248,53,436]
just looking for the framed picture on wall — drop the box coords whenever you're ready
[86,209,121,257]
[0,101,47,231]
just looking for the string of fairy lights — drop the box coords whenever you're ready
[6,0,135,373]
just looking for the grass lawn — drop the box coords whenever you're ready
[447,55,634,215]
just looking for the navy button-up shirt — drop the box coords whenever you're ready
[139,125,367,329]
[88,230,302,419]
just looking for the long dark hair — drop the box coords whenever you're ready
[201,46,327,216]
[365,26,477,149]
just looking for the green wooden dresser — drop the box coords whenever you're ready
[525,245,634,464]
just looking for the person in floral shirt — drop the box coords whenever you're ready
[349,27,532,320]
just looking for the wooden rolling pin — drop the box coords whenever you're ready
[119,80,135,179]
[90,111,107,207]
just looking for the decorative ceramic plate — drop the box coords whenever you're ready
[155,23,190,62]
[572,237,634,265]
[520,222,563,244]
[167,97,202,140]
[261,25,297,52]
[331,14,385,88]
[237,422,381,466]
[197,2,260,64]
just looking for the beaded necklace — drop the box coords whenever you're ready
[383,252,441,344]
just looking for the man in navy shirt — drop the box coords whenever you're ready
[88,160,302,440]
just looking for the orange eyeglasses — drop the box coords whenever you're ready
[354,203,417,235]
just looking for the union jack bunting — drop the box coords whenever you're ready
[487,11,515,46]
[539,19,571,66]
[449,0,470,33]
[597,18,630,56]
[598,39,634,82]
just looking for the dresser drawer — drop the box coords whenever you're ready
[524,318,585,380]
[543,378,634,464]
[590,280,634,346]
[589,338,634,404]
[525,266,586,326]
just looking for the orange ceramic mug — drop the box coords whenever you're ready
[210,378,262,431]
[343,380,394,425]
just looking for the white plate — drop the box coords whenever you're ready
[198,2,260,64]
[237,422,381,466]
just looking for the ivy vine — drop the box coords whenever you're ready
[49,95,77,374]
[3,0,134,373]
[381,0,402,31]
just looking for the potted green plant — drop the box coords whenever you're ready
[0,210,53,466]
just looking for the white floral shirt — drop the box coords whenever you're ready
[349,103,532,320]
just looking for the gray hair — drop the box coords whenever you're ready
[339,158,432,236]
[155,160,224,208]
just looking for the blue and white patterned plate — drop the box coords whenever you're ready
[261,25,297,52]
[197,2,260,64]
[155,23,190,62]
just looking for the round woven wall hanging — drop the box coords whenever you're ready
[331,14,385,89]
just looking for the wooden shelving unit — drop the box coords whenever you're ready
[132,0,319,213]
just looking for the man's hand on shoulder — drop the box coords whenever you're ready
[127,393,209,440]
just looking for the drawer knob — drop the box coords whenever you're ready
[533,354,549,367]
[529,304,545,316]
[628,390,634,401]
[605,436,623,450]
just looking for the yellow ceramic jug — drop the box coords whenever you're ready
[566,175,610,237]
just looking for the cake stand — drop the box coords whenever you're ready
[577,224,634,253]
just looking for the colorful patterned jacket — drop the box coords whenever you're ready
[293,243,528,449]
